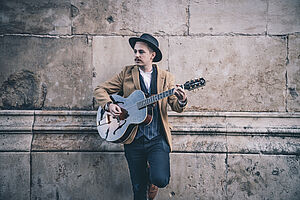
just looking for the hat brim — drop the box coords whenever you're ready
[129,37,162,62]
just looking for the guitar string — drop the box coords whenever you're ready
[113,82,202,110]
[108,81,202,111]
[99,82,203,126]
[122,88,175,110]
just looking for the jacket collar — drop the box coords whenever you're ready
[156,64,164,94]
[132,65,141,90]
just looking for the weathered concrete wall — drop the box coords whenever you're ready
[1,111,300,200]
[0,35,93,110]
[0,0,300,199]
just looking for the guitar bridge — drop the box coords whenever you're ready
[97,114,112,127]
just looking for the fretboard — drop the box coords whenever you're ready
[136,88,175,109]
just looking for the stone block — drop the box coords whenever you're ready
[157,153,227,200]
[172,135,227,153]
[0,0,71,34]
[227,136,300,154]
[0,134,32,151]
[0,110,33,151]
[287,35,300,112]
[71,0,188,35]
[0,152,30,200]
[0,110,34,133]
[92,36,169,96]
[32,110,95,133]
[268,0,300,34]
[31,152,227,200]
[92,36,135,90]
[169,111,300,134]
[0,36,93,109]
[169,36,286,111]
[32,133,123,152]
[31,110,123,151]
[223,112,300,135]
[31,152,132,200]
[189,0,267,34]
[169,112,227,133]
[31,133,227,153]
[227,154,300,200]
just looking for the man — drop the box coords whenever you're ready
[94,33,187,200]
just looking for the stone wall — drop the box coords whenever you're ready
[0,0,299,199]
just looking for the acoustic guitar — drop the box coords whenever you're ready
[96,78,205,143]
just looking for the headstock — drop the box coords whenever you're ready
[183,78,206,91]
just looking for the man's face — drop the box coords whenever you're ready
[134,42,156,67]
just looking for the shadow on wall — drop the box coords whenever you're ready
[0,70,47,109]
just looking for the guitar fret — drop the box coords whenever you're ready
[163,91,167,98]
[159,94,163,99]
[151,96,154,103]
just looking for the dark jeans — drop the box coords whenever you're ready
[124,134,170,200]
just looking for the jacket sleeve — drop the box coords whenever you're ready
[93,68,125,109]
[167,73,187,113]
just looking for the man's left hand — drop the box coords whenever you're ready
[174,85,187,102]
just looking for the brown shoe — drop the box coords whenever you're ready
[148,184,158,200]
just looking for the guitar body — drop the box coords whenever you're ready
[96,90,147,143]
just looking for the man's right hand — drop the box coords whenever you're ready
[108,103,122,117]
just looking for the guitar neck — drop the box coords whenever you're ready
[136,87,178,109]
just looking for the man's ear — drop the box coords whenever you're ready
[151,51,156,60]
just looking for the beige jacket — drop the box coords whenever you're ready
[93,65,186,151]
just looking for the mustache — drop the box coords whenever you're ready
[135,58,141,62]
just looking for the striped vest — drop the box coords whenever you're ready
[135,65,162,140]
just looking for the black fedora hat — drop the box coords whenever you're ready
[129,33,162,62]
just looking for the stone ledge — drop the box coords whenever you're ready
[169,111,300,135]
[0,110,34,134]
[1,110,300,153]
[0,110,300,135]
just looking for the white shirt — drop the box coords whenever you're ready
[138,68,152,91]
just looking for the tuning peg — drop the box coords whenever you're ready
[199,78,205,85]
